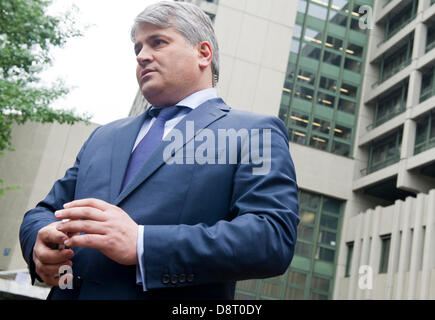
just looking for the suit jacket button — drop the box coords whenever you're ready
[171,274,178,284]
[162,274,170,284]
[179,274,186,283]
[187,273,195,282]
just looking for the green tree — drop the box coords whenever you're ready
[0,0,90,196]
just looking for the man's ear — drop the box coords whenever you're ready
[197,41,213,69]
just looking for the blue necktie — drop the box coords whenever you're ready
[121,106,181,191]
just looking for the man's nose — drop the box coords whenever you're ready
[136,47,153,66]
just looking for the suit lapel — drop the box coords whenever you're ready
[114,98,230,206]
[109,112,148,203]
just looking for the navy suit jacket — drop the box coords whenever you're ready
[19,98,299,300]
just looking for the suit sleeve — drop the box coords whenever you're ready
[19,127,100,285]
[141,116,299,289]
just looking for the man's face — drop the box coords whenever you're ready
[134,22,205,107]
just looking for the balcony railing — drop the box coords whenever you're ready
[360,154,400,176]
[426,39,435,53]
[420,87,435,103]
[415,138,435,155]
[366,106,405,130]
[372,59,411,89]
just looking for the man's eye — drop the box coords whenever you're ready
[154,39,165,46]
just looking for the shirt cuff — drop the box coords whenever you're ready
[135,225,147,291]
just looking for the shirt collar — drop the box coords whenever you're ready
[148,88,217,114]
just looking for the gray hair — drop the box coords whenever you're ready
[131,1,219,86]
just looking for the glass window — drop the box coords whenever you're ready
[315,246,335,262]
[312,118,331,135]
[310,291,329,300]
[322,197,341,213]
[318,230,337,247]
[320,214,338,229]
[300,191,320,209]
[308,2,328,20]
[379,234,391,273]
[346,43,363,58]
[329,10,348,27]
[420,68,434,102]
[293,24,303,39]
[298,68,316,86]
[430,113,435,139]
[285,287,305,299]
[291,38,301,54]
[290,111,309,128]
[300,42,322,59]
[289,129,308,145]
[298,224,314,242]
[319,76,337,92]
[371,132,401,166]
[261,281,282,297]
[331,0,349,12]
[311,276,330,292]
[415,116,429,146]
[310,134,329,151]
[287,270,307,287]
[332,140,351,157]
[345,242,354,277]
[316,91,335,108]
[294,84,314,101]
[344,57,362,73]
[340,82,358,98]
[295,242,313,259]
[338,98,356,114]
[334,124,352,140]
[304,27,323,45]
[298,0,307,14]
[426,24,435,51]
[325,35,343,51]
[323,50,342,67]
[237,279,257,292]
[299,208,316,224]
[350,17,367,34]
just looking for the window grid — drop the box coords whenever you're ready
[279,0,373,158]
[235,189,344,300]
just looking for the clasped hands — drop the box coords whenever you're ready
[33,198,138,287]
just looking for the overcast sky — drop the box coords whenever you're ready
[41,0,159,125]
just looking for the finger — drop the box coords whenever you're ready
[38,261,73,278]
[40,274,60,287]
[34,246,74,265]
[39,226,68,245]
[55,206,106,222]
[57,220,106,235]
[64,198,112,211]
[64,233,106,250]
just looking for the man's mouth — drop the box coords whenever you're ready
[140,68,156,80]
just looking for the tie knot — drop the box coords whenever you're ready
[149,106,181,122]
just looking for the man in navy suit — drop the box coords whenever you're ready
[19,1,299,299]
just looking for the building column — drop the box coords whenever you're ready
[394,196,414,299]
[419,189,435,299]
[355,210,372,300]
[347,214,363,300]
[412,20,427,61]
[407,193,425,299]
[385,200,403,299]
[365,206,381,300]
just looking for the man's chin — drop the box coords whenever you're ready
[140,86,164,106]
